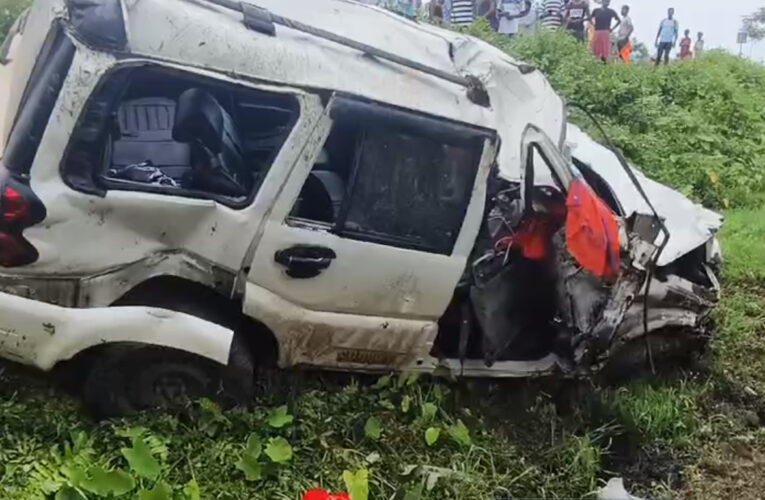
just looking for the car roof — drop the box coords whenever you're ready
[123,0,494,127]
[34,0,567,180]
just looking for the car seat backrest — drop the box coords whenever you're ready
[111,97,192,182]
[173,88,248,197]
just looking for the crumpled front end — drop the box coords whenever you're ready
[449,122,722,376]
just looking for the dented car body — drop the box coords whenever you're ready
[0,0,721,409]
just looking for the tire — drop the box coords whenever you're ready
[598,329,707,382]
[83,335,253,418]
[82,281,255,418]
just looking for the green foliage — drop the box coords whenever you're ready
[363,416,382,441]
[121,436,161,481]
[267,405,294,428]
[599,382,699,443]
[234,434,262,481]
[0,0,31,41]
[137,482,172,500]
[465,21,765,209]
[342,469,369,500]
[264,437,293,464]
[447,420,472,448]
[742,8,765,42]
[424,427,440,447]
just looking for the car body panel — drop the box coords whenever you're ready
[0,0,722,377]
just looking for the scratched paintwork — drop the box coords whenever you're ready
[0,0,722,379]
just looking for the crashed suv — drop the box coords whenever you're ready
[0,0,721,416]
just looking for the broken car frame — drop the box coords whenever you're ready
[0,0,722,415]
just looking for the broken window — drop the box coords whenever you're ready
[61,65,300,207]
[288,96,490,255]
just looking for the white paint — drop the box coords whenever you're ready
[566,124,724,266]
[0,289,233,370]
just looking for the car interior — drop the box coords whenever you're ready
[95,67,300,204]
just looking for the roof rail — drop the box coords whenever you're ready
[200,0,490,106]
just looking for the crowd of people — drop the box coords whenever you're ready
[360,0,707,65]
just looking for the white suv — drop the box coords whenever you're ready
[0,0,721,416]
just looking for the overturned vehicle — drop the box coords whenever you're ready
[0,0,721,415]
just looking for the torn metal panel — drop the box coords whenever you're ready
[80,250,236,307]
[565,124,723,266]
[65,0,129,51]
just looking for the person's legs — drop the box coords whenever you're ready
[594,31,610,62]
[663,43,672,64]
[656,43,668,65]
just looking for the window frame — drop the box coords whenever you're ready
[286,94,496,255]
[59,62,303,210]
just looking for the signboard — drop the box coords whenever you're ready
[738,32,749,44]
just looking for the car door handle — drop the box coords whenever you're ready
[274,245,337,279]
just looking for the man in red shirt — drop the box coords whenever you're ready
[590,0,621,62]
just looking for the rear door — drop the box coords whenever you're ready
[244,95,497,371]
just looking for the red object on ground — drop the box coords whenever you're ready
[302,489,351,500]
[565,179,621,280]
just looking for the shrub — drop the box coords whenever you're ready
[0,0,31,41]
[465,22,765,209]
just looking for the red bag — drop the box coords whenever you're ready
[565,180,621,280]
[302,489,351,500]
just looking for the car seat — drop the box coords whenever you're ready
[111,97,192,183]
[173,88,249,198]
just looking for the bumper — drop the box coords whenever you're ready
[0,290,233,370]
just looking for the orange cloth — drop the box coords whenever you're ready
[565,180,621,280]
[619,40,632,64]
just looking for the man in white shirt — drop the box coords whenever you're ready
[497,0,532,37]
[617,5,634,62]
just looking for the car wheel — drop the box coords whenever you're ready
[83,336,253,418]
[598,328,707,381]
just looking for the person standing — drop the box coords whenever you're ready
[679,29,693,60]
[497,0,532,37]
[654,8,679,65]
[590,0,620,62]
[450,0,476,25]
[477,0,499,30]
[540,0,565,30]
[694,31,705,58]
[564,0,590,42]
[616,5,633,62]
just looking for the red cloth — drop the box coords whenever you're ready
[302,490,350,500]
[592,30,612,60]
[565,180,621,280]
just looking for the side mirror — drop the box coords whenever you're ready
[173,88,225,154]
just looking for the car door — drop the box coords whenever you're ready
[243,94,497,371]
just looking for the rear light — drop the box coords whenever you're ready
[2,185,29,224]
[0,171,46,267]
[0,232,38,267]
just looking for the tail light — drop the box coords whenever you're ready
[0,170,46,267]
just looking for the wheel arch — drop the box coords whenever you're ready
[52,275,279,376]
